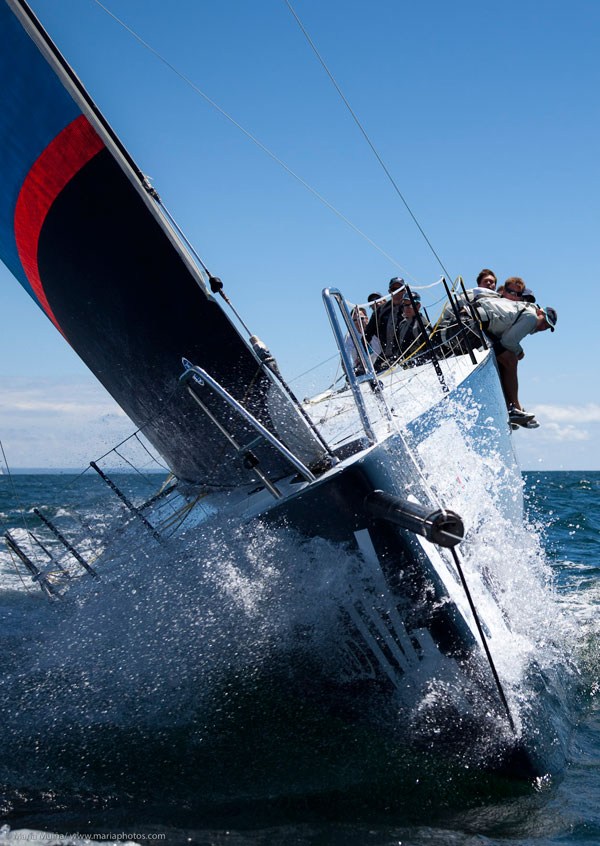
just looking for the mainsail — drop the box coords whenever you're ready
[0,0,324,484]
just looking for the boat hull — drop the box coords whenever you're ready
[257,352,542,776]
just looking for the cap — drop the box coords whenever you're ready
[542,306,557,331]
[389,277,405,286]
[522,287,536,303]
[367,292,382,302]
[403,291,421,303]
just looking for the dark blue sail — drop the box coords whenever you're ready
[0,0,323,484]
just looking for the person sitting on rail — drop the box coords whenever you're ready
[395,291,432,365]
[344,306,382,375]
[365,277,406,369]
[472,268,498,296]
[474,297,557,427]
[436,269,499,356]
[441,268,499,319]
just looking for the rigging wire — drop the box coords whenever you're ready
[288,352,339,383]
[0,437,50,588]
[450,546,516,731]
[284,0,453,282]
[90,0,418,280]
[0,437,35,545]
[133,432,170,473]
[6,544,36,596]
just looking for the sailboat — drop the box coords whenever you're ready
[0,0,562,779]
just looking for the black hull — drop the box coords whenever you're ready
[257,434,547,778]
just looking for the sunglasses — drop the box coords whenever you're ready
[504,288,522,296]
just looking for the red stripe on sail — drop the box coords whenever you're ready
[14,115,105,335]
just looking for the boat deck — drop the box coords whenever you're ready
[303,349,489,450]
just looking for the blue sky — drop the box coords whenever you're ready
[0,0,599,470]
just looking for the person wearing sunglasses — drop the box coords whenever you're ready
[498,276,526,301]
[394,291,432,364]
[365,276,407,368]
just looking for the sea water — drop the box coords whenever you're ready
[0,470,598,845]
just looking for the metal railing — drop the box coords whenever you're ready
[180,363,316,487]
[322,287,392,445]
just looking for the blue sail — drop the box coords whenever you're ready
[0,0,323,484]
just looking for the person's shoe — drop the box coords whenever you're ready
[508,405,535,425]
[519,407,540,428]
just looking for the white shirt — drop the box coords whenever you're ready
[441,288,499,323]
[476,299,538,356]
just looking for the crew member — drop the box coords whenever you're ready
[475,297,557,426]
[365,277,406,368]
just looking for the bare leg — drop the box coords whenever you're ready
[495,350,520,408]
